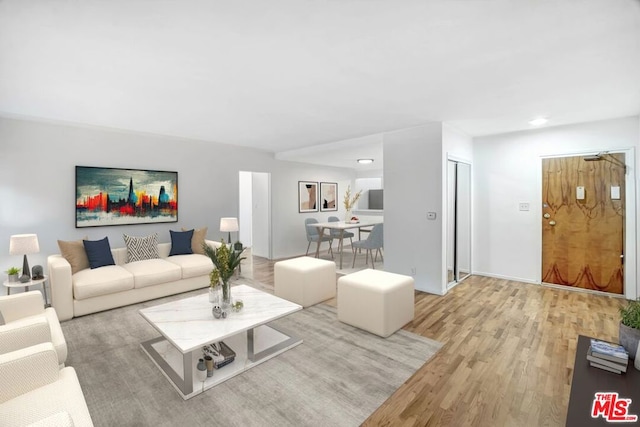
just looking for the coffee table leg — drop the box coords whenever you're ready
[182,351,193,395]
[246,326,302,363]
[141,337,194,396]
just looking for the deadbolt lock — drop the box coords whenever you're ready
[543,213,551,219]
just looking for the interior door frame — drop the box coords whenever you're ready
[536,147,637,300]
[446,154,472,291]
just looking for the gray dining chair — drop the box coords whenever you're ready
[352,223,383,268]
[328,216,354,253]
[305,218,334,258]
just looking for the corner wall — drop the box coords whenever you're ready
[384,123,444,294]
[473,116,639,299]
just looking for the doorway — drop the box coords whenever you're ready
[541,153,625,294]
[238,171,271,259]
[447,159,472,286]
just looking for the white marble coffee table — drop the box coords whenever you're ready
[139,284,303,399]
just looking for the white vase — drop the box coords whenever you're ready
[345,210,352,222]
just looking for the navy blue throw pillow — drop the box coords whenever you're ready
[169,229,194,256]
[83,237,116,269]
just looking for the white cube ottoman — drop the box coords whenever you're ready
[337,269,414,337]
[274,256,336,307]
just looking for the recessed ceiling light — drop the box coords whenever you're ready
[529,117,548,126]
[357,159,374,164]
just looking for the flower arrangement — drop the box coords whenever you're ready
[203,240,246,305]
[343,185,363,211]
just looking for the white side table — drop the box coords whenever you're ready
[2,275,49,307]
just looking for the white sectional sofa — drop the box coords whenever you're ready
[48,240,221,321]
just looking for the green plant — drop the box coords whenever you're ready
[620,300,640,329]
[203,240,246,284]
[5,267,20,275]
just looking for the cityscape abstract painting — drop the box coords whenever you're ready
[298,181,318,213]
[76,166,178,228]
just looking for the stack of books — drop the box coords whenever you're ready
[203,341,236,369]
[586,338,629,374]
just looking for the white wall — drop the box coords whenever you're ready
[0,116,354,287]
[251,172,270,258]
[270,163,355,258]
[473,116,639,299]
[238,171,253,247]
[384,123,445,294]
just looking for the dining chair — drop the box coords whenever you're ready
[351,223,383,269]
[328,216,354,253]
[305,218,334,258]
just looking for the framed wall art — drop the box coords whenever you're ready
[76,166,178,228]
[320,182,338,211]
[298,181,318,213]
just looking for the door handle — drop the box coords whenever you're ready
[549,220,556,226]
[543,213,551,219]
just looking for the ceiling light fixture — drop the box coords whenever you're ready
[529,117,548,126]
[357,159,374,164]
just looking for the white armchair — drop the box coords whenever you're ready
[0,343,94,426]
[0,292,67,366]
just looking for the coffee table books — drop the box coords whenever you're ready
[203,341,236,368]
[586,338,629,374]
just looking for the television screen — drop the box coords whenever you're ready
[369,189,383,210]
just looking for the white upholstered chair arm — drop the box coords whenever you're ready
[0,291,45,323]
[48,255,74,321]
[0,342,60,403]
[27,411,75,427]
[0,316,52,356]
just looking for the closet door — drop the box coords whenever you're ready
[447,160,472,285]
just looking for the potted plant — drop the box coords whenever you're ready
[203,240,246,308]
[619,300,640,359]
[5,267,20,283]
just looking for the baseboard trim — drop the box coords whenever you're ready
[471,271,540,285]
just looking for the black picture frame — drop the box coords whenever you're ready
[75,166,178,228]
[320,182,338,211]
[298,181,318,213]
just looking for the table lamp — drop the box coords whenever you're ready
[9,234,40,282]
[219,217,239,245]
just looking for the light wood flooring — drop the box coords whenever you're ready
[245,253,627,427]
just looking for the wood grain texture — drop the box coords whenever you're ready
[542,154,625,294]
[247,254,626,427]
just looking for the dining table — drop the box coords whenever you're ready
[312,219,383,269]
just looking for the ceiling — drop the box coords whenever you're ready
[1,0,639,170]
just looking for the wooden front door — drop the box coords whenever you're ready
[541,154,625,294]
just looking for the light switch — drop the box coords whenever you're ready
[611,186,621,200]
[576,186,585,200]
[518,202,530,211]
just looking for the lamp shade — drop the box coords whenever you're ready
[220,218,239,233]
[9,234,40,255]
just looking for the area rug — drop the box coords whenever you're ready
[61,286,441,427]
